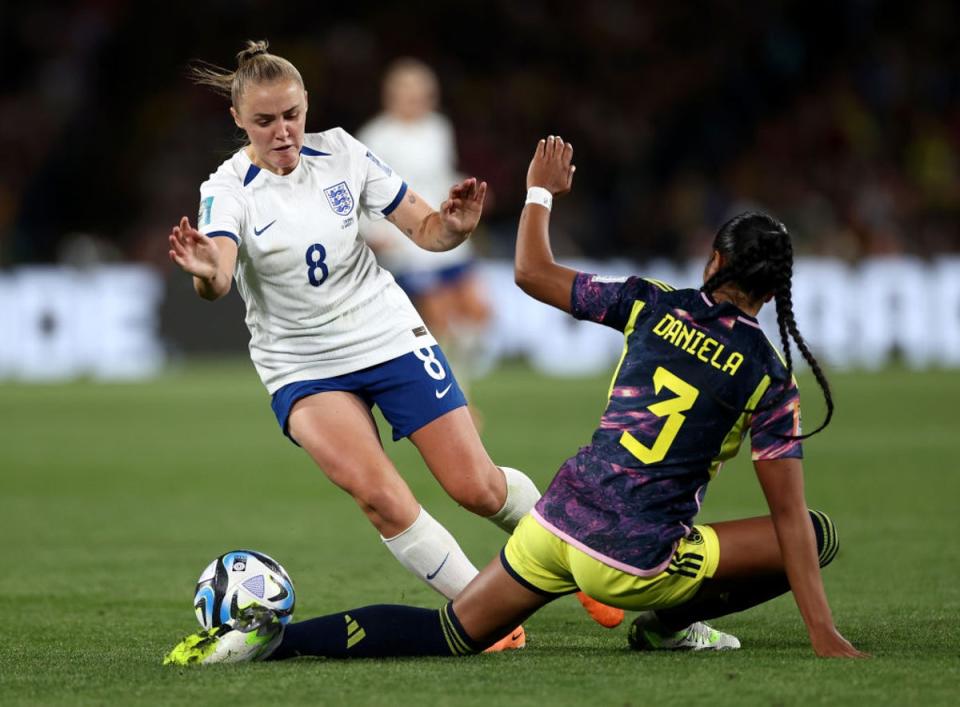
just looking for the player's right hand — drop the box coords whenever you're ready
[169,216,220,280]
[526,135,575,196]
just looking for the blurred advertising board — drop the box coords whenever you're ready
[0,266,165,381]
[1,257,958,381]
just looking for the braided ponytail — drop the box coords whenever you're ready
[772,282,834,439]
[703,212,833,440]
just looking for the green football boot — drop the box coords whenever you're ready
[628,611,740,651]
[163,608,284,666]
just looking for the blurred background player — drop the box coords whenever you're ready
[165,137,865,665]
[358,59,493,410]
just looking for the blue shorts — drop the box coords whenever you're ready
[270,345,467,444]
[394,262,474,298]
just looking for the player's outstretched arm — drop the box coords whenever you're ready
[168,216,238,301]
[386,178,488,252]
[514,136,579,313]
[754,458,867,658]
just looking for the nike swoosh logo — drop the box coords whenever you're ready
[426,553,450,580]
[435,383,453,399]
[254,220,276,236]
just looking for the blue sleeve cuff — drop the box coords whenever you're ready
[206,230,240,244]
[381,181,408,216]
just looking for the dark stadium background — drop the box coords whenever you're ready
[3,0,957,268]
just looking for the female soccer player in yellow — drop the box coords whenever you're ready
[166,136,865,664]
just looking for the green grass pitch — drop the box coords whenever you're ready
[1,361,957,705]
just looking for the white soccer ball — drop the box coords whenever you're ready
[193,550,295,630]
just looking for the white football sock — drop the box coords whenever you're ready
[487,466,542,533]
[381,506,479,600]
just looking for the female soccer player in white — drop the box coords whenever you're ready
[169,41,618,646]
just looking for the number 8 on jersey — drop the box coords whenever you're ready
[305,243,329,287]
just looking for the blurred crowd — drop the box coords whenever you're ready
[1,0,957,268]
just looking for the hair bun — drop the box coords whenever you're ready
[237,40,270,66]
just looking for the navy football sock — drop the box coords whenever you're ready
[268,602,481,660]
[808,509,839,567]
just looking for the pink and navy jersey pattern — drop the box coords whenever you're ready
[532,273,802,575]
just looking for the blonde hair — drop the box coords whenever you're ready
[189,39,303,108]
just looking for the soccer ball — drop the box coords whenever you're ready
[193,550,295,630]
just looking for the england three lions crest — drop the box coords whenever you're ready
[324,181,354,216]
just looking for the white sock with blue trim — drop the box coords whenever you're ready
[382,506,478,600]
[487,466,542,533]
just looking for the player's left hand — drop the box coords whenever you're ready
[810,625,870,659]
[440,177,488,236]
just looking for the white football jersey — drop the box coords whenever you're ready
[197,127,436,393]
[357,112,473,275]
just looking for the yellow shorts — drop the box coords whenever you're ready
[502,515,720,611]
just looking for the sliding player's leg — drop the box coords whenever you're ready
[278,556,552,661]
[632,510,838,647]
[270,507,586,661]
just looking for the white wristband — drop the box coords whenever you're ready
[525,186,553,211]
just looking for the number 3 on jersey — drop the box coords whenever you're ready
[620,367,699,464]
[305,244,329,287]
